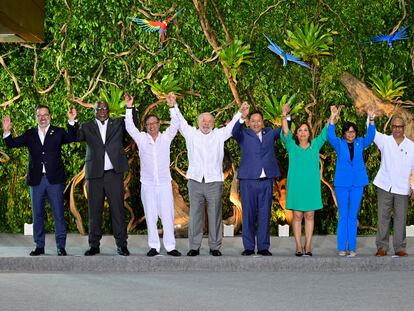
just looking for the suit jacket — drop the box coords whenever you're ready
[4,124,77,186]
[232,121,282,179]
[77,118,129,179]
[327,123,376,187]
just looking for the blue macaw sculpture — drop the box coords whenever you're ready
[264,35,311,69]
[362,25,411,48]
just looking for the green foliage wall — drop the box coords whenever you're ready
[1,0,413,234]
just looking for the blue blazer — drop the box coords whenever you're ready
[327,123,375,187]
[232,121,282,179]
[4,124,77,186]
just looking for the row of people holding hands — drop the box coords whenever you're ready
[2,93,413,258]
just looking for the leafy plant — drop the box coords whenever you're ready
[284,22,335,66]
[145,75,182,99]
[369,73,407,101]
[261,94,303,126]
[99,85,126,118]
[219,39,254,82]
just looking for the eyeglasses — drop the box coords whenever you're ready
[36,114,50,118]
[95,107,108,112]
[392,125,404,129]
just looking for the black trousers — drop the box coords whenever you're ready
[87,170,127,248]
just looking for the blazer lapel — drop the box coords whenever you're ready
[105,118,115,142]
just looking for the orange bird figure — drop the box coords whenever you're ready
[128,7,184,49]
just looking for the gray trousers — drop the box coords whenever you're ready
[187,179,224,250]
[376,187,408,252]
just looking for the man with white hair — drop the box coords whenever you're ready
[173,101,249,256]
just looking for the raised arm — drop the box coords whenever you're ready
[62,107,78,144]
[2,115,28,148]
[231,102,249,142]
[164,92,179,139]
[363,105,376,148]
[281,103,291,138]
[124,94,142,143]
[327,105,340,151]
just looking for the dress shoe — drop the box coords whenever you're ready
[147,248,159,257]
[117,246,130,256]
[209,249,222,256]
[241,249,255,256]
[347,251,356,257]
[304,251,313,256]
[57,248,67,256]
[375,248,387,257]
[167,249,181,257]
[257,249,272,256]
[295,251,303,257]
[84,246,100,256]
[187,249,200,256]
[29,247,45,256]
[395,250,408,257]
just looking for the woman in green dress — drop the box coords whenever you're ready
[281,109,335,256]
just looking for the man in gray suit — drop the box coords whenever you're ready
[78,100,129,256]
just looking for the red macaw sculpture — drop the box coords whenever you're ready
[128,7,184,49]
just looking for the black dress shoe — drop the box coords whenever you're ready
[117,246,130,256]
[187,249,200,256]
[167,249,181,257]
[209,249,222,256]
[257,249,272,256]
[84,246,100,256]
[241,249,255,256]
[295,251,303,257]
[29,247,45,256]
[304,251,312,256]
[147,248,159,257]
[57,248,67,256]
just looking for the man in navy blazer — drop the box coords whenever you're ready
[232,104,290,256]
[2,105,77,256]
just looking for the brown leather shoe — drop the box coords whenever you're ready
[395,250,408,257]
[375,248,387,257]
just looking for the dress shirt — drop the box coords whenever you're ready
[37,124,50,173]
[95,119,114,171]
[373,131,414,195]
[125,108,178,185]
[174,105,242,183]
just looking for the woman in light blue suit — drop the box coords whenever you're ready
[328,106,376,256]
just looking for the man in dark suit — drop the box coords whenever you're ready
[2,105,77,256]
[77,100,129,256]
[232,104,290,256]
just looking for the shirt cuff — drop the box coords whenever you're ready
[3,132,10,138]
[68,120,77,126]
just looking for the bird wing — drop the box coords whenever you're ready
[391,24,412,41]
[165,7,185,25]
[128,17,162,32]
[285,52,311,69]
[366,33,390,43]
[264,35,284,56]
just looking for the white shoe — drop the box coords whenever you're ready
[347,251,357,257]
[338,251,346,257]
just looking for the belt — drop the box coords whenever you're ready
[104,169,114,173]
[41,172,46,176]
[259,177,268,181]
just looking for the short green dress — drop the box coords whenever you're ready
[280,127,327,212]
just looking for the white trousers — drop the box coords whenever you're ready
[141,183,176,252]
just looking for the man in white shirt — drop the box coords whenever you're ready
[124,93,181,257]
[373,115,414,257]
[173,101,249,256]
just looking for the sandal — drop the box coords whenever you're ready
[295,251,303,257]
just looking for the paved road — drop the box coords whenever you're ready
[1,271,413,311]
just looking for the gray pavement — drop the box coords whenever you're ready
[1,234,414,310]
[0,271,414,311]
